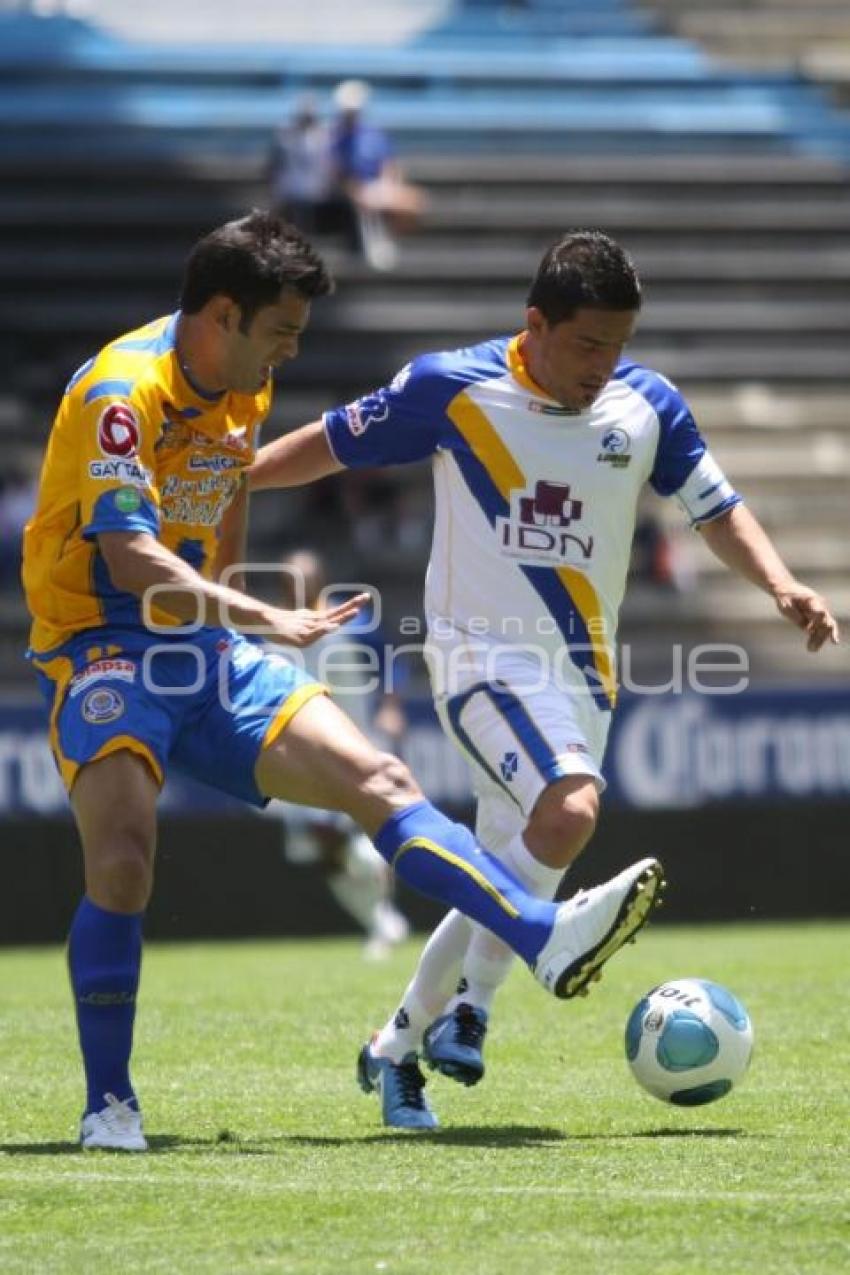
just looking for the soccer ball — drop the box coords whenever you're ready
[625,978,753,1106]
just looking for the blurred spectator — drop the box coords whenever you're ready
[631,507,697,593]
[267,95,348,240]
[328,79,426,270]
[0,456,38,586]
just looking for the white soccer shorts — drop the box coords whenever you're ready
[426,635,612,829]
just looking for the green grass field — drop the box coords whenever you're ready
[1,923,848,1274]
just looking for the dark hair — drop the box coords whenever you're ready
[527,230,641,325]
[179,209,333,329]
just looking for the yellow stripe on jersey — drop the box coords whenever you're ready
[447,390,525,499]
[447,386,617,709]
[555,566,617,707]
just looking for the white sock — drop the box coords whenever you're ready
[446,832,567,1014]
[372,909,472,1062]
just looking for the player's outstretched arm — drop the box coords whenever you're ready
[98,530,366,647]
[248,419,344,491]
[699,503,840,652]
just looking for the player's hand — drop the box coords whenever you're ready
[265,593,370,648]
[773,583,840,652]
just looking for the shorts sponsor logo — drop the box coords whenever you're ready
[98,403,140,458]
[500,750,519,781]
[81,687,125,725]
[69,659,137,698]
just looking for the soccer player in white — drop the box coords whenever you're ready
[250,230,838,1127]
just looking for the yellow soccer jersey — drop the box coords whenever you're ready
[23,312,271,654]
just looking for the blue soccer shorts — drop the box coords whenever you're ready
[30,627,326,806]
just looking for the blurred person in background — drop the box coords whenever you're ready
[328,79,426,271]
[265,549,410,959]
[0,452,38,585]
[249,229,839,1130]
[268,95,337,238]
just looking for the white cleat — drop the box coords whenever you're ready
[80,1093,148,1152]
[534,858,665,999]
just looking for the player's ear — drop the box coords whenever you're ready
[526,305,546,336]
[210,296,239,333]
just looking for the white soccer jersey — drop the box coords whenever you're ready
[324,333,740,716]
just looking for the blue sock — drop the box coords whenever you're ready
[68,897,143,1116]
[374,801,556,965]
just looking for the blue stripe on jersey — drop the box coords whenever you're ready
[445,686,524,809]
[83,379,135,404]
[443,428,612,711]
[613,360,705,498]
[113,313,178,356]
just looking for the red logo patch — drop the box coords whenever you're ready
[98,403,140,458]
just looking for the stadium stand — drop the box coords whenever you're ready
[1,0,849,690]
[641,0,850,72]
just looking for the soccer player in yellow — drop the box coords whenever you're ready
[23,211,663,1149]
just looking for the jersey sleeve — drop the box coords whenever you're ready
[646,373,742,526]
[77,393,161,540]
[323,354,455,468]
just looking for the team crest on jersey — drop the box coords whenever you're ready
[597,427,632,468]
[496,480,594,564]
[98,403,140,459]
[155,414,192,454]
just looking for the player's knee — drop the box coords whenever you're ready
[359,751,420,806]
[87,828,154,912]
[527,789,599,867]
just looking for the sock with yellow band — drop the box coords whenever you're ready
[373,800,555,965]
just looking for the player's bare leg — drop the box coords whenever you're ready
[68,749,158,1150]
[72,750,158,912]
[255,692,421,833]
